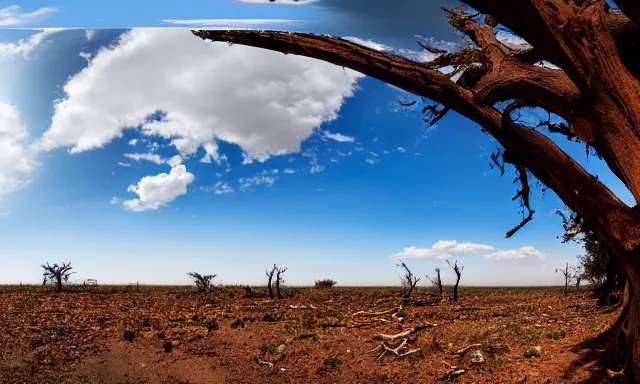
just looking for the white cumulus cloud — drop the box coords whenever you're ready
[0,30,57,61]
[0,103,38,196]
[37,28,363,165]
[391,240,494,260]
[484,246,548,261]
[122,164,195,211]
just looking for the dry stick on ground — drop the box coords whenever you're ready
[266,265,276,299]
[447,260,463,302]
[41,262,74,292]
[275,266,287,300]
[186,272,216,292]
[368,323,437,361]
[397,260,422,298]
[194,2,640,378]
[352,306,402,317]
[450,343,482,355]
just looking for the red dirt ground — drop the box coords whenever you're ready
[0,285,623,383]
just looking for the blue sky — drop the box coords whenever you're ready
[0,1,633,287]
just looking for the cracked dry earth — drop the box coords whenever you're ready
[0,286,622,383]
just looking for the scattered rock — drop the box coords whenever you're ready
[276,344,286,353]
[470,350,485,365]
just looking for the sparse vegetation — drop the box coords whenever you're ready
[186,272,216,292]
[314,279,337,289]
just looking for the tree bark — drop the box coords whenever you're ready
[453,274,461,302]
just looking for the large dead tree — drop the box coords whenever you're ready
[41,262,74,292]
[397,260,421,298]
[447,260,463,302]
[194,0,640,378]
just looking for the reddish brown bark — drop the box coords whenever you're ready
[193,1,640,378]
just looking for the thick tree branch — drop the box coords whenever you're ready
[192,29,640,251]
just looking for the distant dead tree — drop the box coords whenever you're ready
[275,266,287,300]
[186,272,216,292]
[397,260,421,298]
[573,264,585,288]
[429,267,443,297]
[556,262,575,293]
[447,260,463,302]
[266,264,277,299]
[41,262,74,292]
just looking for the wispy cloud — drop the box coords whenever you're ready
[391,240,494,260]
[323,131,355,143]
[162,18,297,27]
[124,153,165,165]
[484,246,547,261]
[0,5,58,27]
[239,175,278,191]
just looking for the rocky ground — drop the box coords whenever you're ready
[0,285,623,383]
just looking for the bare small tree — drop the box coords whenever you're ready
[187,272,216,292]
[275,266,287,300]
[447,260,463,302]
[429,267,443,297]
[41,262,74,292]
[556,262,575,293]
[266,264,277,299]
[397,260,421,298]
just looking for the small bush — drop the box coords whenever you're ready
[230,318,245,329]
[324,357,341,367]
[205,319,219,331]
[314,279,337,289]
[302,314,316,330]
[547,330,566,340]
[123,330,136,342]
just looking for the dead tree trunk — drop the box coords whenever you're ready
[397,261,421,298]
[447,260,463,302]
[275,266,287,300]
[266,265,276,299]
[193,2,640,379]
[435,268,443,297]
[556,263,572,293]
